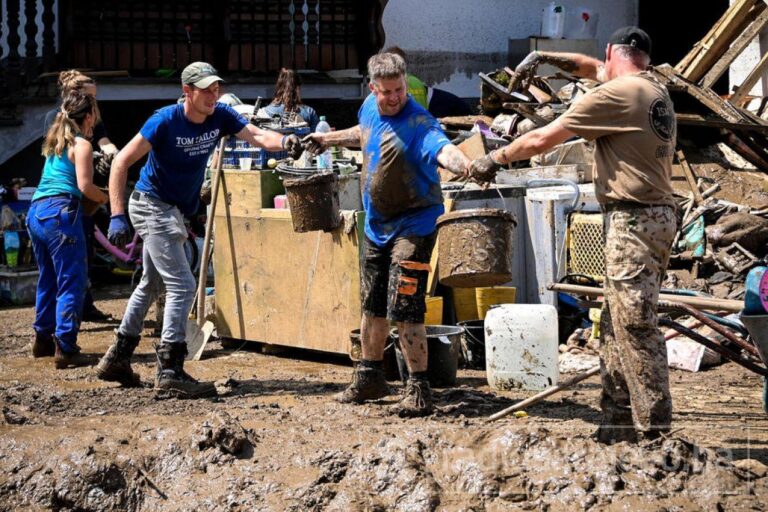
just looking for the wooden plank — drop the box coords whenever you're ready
[676,112,768,133]
[676,0,763,83]
[654,65,745,123]
[730,49,768,104]
[502,102,550,126]
[427,198,454,297]
[675,149,704,204]
[702,8,768,88]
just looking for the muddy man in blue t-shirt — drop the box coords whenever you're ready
[97,62,303,399]
[304,52,471,417]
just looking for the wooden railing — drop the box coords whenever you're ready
[0,0,386,101]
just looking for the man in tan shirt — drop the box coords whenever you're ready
[470,27,677,444]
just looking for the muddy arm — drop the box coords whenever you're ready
[436,144,470,176]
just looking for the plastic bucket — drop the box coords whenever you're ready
[453,287,479,321]
[476,286,516,320]
[457,319,485,369]
[425,297,444,325]
[436,208,517,288]
[348,329,400,381]
[391,325,463,387]
[283,171,340,233]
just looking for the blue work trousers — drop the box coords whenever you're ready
[26,196,88,352]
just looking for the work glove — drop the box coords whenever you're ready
[469,154,502,184]
[282,134,303,160]
[108,214,131,249]
[301,133,327,156]
[93,151,115,177]
[509,51,545,92]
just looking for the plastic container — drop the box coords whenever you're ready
[0,270,39,305]
[283,172,341,233]
[476,286,516,320]
[425,296,444,325]
[391,325,462,387]
[315,116,333,171]
[273,195,289,209]
[485,304,559,391]
[565,7,598,39]
[541,2,566,39]
[452,287,479,321]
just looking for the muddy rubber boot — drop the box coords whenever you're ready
[154,343,217,399]
[334,365,391,404]
[54,340,92,369]
[32,331,55,358]
[390,377,433,418]
[96,332,141,386]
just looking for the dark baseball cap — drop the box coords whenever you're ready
[181,61,224,89]
[608,26,652,55]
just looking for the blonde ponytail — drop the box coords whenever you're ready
[42,90,99,157]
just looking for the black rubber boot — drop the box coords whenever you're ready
[334,365,392,404]
[54,339,92,369]
[154,343,217,399]
[32,331,55,358]
[96,332,141,386]
[390,377,433,418]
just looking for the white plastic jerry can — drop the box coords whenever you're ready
[485,304,559,391]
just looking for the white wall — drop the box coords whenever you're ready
[383,0,639,97]
[729,0,768,103]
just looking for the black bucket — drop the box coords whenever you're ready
[348,329,400,382]
[391,325,462,387]
[283,171,341,233]
[457,319,485,369]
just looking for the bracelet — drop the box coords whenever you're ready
[281,134,288,150]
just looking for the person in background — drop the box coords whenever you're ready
[263,68,320,130]
[29,90,109,367]
[96,62,302,397]
[385,46,473,118]
[44,70,119,323]
[303,52,471,417]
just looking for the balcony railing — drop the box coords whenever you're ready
[0,0,386,99]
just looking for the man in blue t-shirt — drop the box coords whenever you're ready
[304,52,471,417]
[97,62,302,398]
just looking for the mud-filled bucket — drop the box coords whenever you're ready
[348,329,400,381]
[391,325,462,387]
[283,171,341,233]
[436,208,517,288]
[457,319,485,369]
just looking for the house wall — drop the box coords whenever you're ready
[729,0,768,102]
[382,0,639,98]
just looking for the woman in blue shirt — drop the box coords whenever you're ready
[263,68,320,130]
[28,90,109,368]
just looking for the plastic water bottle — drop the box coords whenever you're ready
[315,116,333,171]
[541,2,566,39]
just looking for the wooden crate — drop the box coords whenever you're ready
[213,170,363,355]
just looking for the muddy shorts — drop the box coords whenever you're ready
[361,233,436,323]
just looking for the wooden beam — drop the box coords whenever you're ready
[730,49,768,104]
[676,0,764,83]
[675,149,704,204]
[702,8,768,88]
[655,65,745,123]
[676,113,768,133]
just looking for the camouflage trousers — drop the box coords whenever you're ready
[599,204,677,435]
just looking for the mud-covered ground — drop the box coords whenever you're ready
[1,286,767,511]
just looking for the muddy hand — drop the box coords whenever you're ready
[282,134,303,160]
[93,151,115,177]
[301,133,327,156]
[509,51,543,92]
[469,154,501,184]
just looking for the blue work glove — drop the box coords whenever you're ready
[108,214,131,248]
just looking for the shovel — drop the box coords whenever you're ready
[186,137,229,360]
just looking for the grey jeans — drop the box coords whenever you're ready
[119,192,195,345]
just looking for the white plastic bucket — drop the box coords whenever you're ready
[541,3,566,39]
[485,304,559,391]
